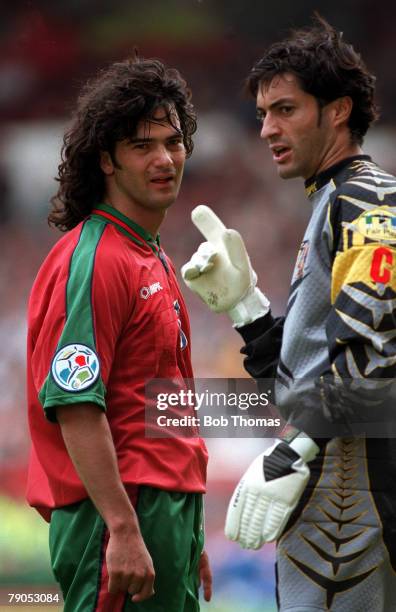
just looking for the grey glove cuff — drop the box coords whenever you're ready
[228,287,270,328]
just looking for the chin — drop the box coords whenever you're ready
[277,164,303,180]
[151,197,176,211]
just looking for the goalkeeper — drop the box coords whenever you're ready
[182,15,396,612]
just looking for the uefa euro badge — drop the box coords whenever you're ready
[51,344,100,392]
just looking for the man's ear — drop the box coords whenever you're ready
[331,96,353,128]
[100,151,114,175]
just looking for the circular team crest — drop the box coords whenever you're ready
[51,344,100,392]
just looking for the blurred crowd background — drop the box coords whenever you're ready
[1,1,396,610]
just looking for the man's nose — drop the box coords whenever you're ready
[153,145,173,166]
[260,114,281,140]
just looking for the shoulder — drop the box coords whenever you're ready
[31,224,83,291]
[330,159,396,220]
[83,219,144,297]
[38,219,137,292]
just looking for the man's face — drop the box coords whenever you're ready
[256,73,335,180]
[102,107,186,213]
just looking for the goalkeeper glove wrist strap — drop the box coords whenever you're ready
[228,287,270,328]
[278,425,320,463]
[287,433,320,463]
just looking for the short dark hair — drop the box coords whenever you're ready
[246,14,379,145]
[49,56,197,231]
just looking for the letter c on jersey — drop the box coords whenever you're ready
[370,247,393,284]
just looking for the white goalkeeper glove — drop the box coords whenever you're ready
[225,432,319,549]
[181,205,270,327]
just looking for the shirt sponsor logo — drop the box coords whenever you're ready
[51,343,100,392]
[140,282,163,300]
[354,207,396,243]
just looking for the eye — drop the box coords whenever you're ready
[133,142,149,150]
[256,111,265,123]
[279,105,294,115]
[167,138,184,148]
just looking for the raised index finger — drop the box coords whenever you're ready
[191,205,227,247]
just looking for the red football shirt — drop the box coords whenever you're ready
[27,204,208,520]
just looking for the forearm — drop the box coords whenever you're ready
[56,403,139,534]
[56,403,154,599]
[237,312,284,381]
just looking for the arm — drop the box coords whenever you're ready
[56,403,155,602]
[237,312,285,381]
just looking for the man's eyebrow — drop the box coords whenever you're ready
[128,137,152,143]
[128,131,183,143]
[270,97,296,108]
[257,97,296,113]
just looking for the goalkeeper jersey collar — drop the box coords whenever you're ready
[304,154,372,198]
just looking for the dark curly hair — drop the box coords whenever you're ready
[246,14,379,145]
[49,56,197,231]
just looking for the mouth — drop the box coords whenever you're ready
[270,145,292,164]
[150,175,175,185]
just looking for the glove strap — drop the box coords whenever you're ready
[279,425,320,463]
[228,287,270,328]
[289,433,320,463]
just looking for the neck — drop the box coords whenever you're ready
[311,135,363,179]
[103,195,166,237]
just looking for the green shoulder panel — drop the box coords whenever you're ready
[39,219,107,422]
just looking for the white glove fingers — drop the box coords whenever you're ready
[196,242,217,271]
[234,493,289,548]
[191,205,226,247]
[241,492,269,549]
[181,263,200,281]
[226,484,267,550]
[262,500,290,543]
[225,480,247,541]
[223,230,252,277]
[181,243,217,281]
[181,254,202,280]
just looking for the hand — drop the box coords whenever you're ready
[198,550,213,602]
[225,432,319,549]
[106,528,155,602]
[181,205,270,327]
